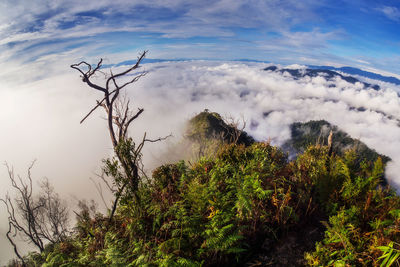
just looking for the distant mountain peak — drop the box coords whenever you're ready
[282,120,390,165]
[308,65,400,86]
[264,65,381,90]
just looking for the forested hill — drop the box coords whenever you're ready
[283,120,390,164]
[187,111,390,167]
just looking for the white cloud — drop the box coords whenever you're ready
[354,58,371,65]
[377,6,400,22]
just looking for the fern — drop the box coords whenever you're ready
[379,242,400,267]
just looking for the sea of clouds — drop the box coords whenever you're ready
[130,61,400,186]
[1,60,400,262]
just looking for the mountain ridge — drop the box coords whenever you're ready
[308,65,400,85]
[102,59,400,87]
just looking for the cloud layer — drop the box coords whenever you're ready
[129,61,400,185]
[90,60,400,185]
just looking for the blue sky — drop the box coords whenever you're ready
[1,0,400,77]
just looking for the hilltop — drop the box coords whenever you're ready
[283,120,390,163]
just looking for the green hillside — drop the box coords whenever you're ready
[5,112,400,267]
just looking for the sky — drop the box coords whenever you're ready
[1,0,400,78]
[1,0,400,264]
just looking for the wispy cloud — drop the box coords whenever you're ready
[0,0,318,42]
[377,6,400,22]
[1,0,400,77]
[0,0,323,65]
[256,28,345,54]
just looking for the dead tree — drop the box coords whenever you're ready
[0,162,69,266]
[221,115,247,145]
[36,178,69,243]
[71,51,168,222]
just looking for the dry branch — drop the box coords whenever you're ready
[1,162,69,264]
[71,50,170,222]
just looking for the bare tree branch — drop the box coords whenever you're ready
[1,197,26,267]
[1,162,69,262]
[105,51,147,90]
[71,50,170,223]
[221,115,246,145]
[89,176,111,210]
[70,61,107,94]
[78,72,146,125]
[108,182,128,224]
[122,108,144,139]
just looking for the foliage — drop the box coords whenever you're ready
[305,153,400,266]
[7,114,400,267]
[378,242,400,267]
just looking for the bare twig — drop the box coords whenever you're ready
[89,177,110,211]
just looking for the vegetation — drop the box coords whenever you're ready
[70,51,152,223]
[183,110,254,160]
[4,110,400,266]
[186,110,254,147]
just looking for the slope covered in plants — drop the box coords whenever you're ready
[8,112,400,267]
